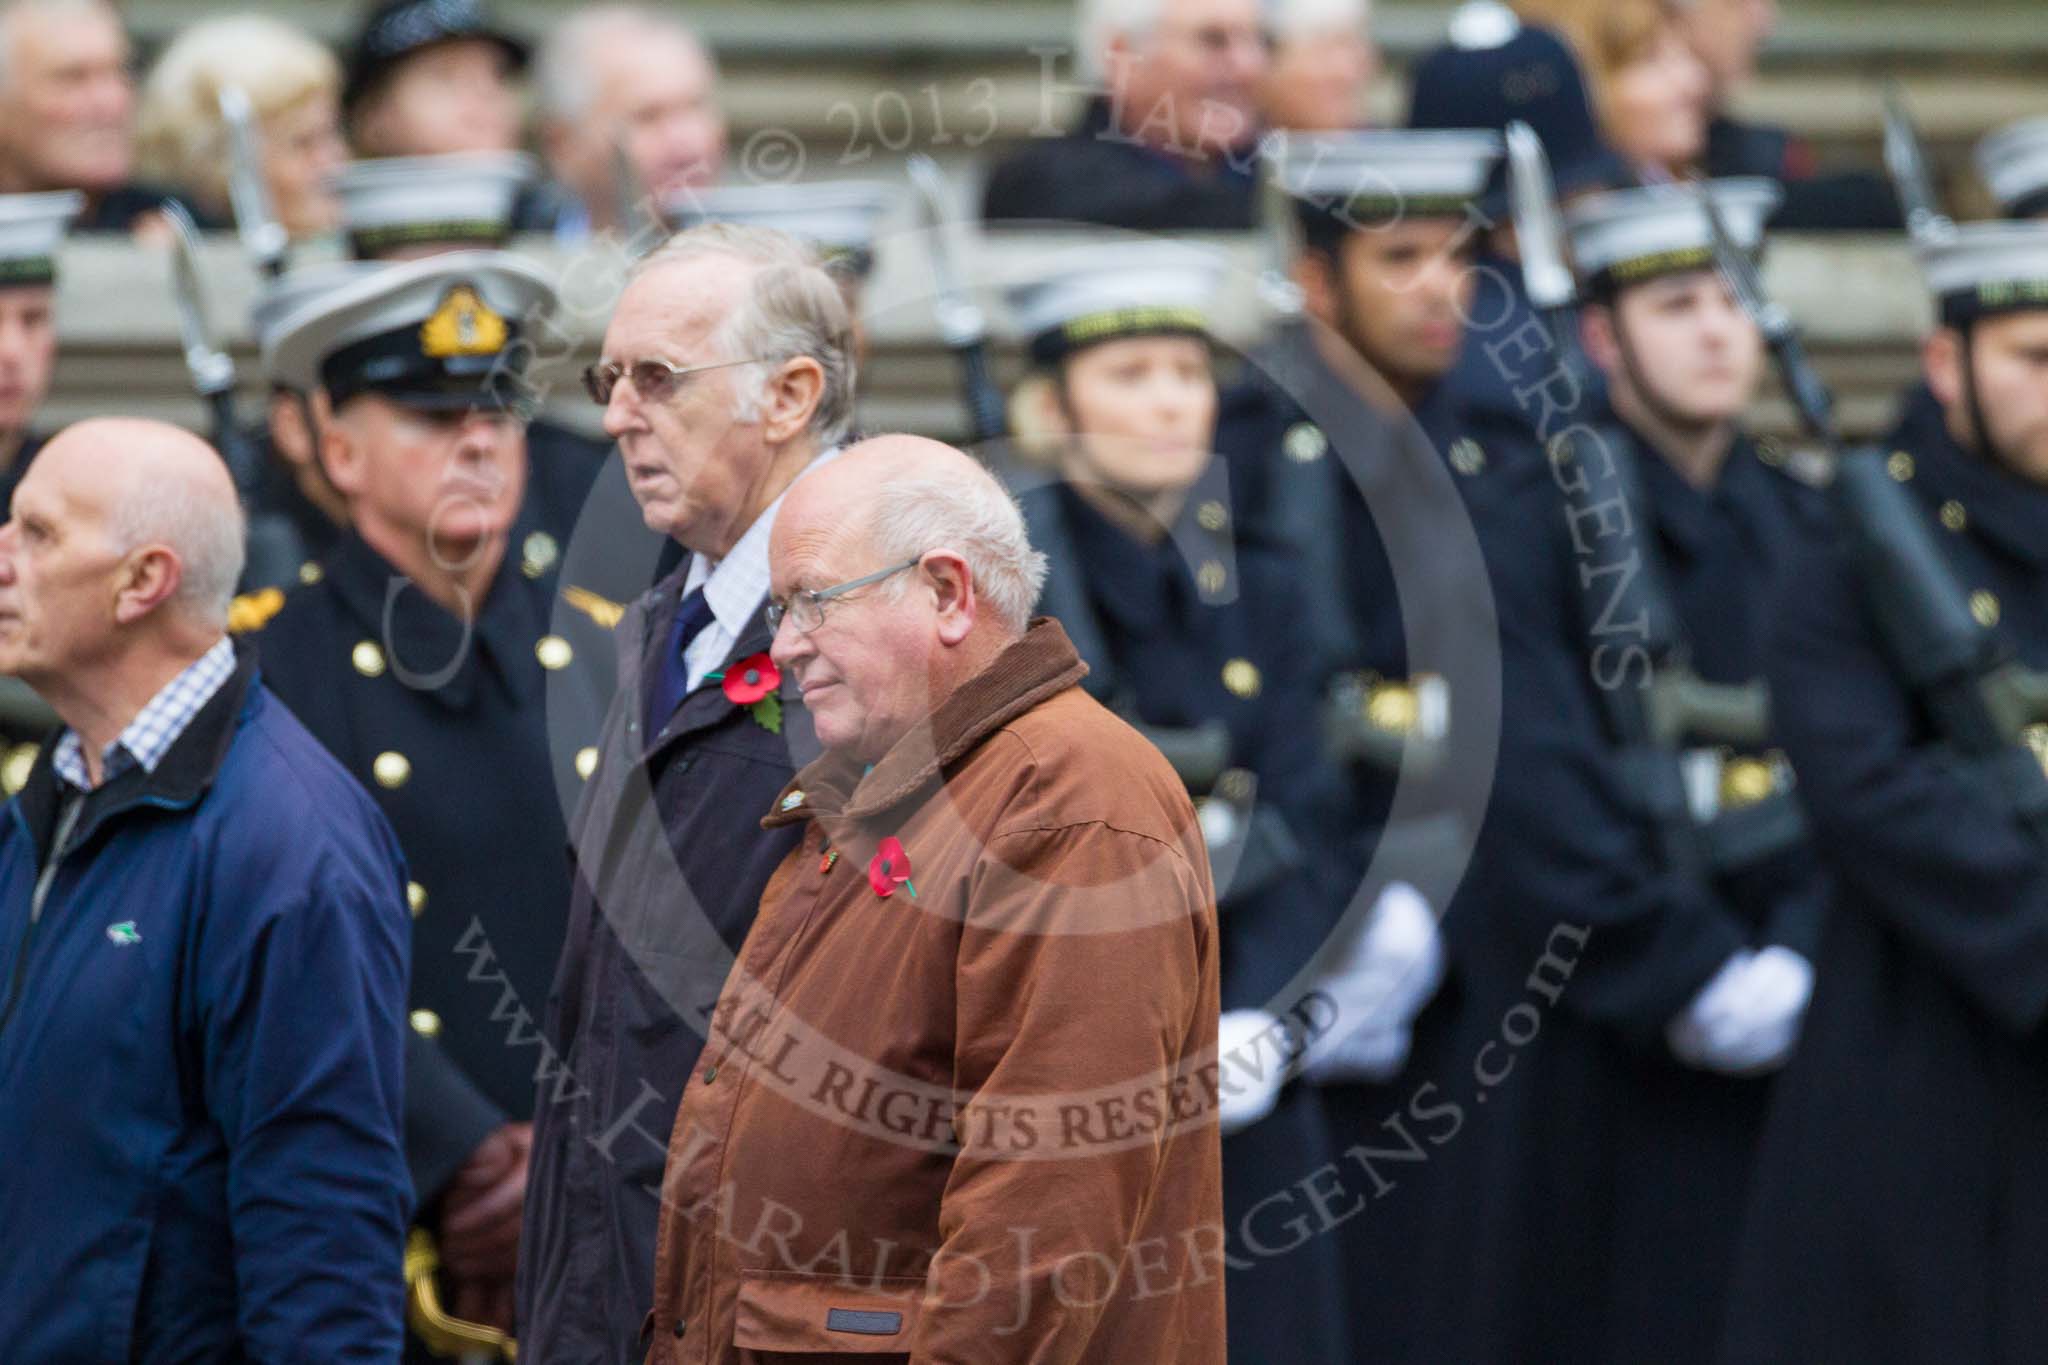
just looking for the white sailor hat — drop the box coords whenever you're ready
[1566,177,1782,295]
[1004,241,1227,366]
[250,262,383,375]
[665,181,895,278]
[1915,221,2048,326]
[331,152,537,259]
[1975,117,2048,221]
[1274,129,1503,239]
[0,191,82,288]
[264,250,557,409]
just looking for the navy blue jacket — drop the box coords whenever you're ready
[1722,400,2048,1365]
[981,97,1261,230]
[0,644,412,1362]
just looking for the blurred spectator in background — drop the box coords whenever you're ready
[1515,0,1712,181]
[0,0,185,234]
[529,6,726,242]
[1673,0,1904,228]
[982,0,1268,229]
[343,0,526,159]
[1977,116,2048,219]
[136,14,348,240]
[1259,0,1378,132]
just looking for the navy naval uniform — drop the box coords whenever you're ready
[1213,335,1509,1364]
[248,528,614,1204]
[1720,410,2048,1364]
[1014,467,1354,1365]
[1411,419,1833,1365]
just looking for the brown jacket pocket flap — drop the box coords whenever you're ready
[733,1272,924,1354]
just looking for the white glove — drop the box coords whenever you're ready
[1301,882,1444,1085]
[1217,1009,1291,1134]
[1666,945,1815,1076]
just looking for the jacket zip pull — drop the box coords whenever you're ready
[0,791,84,1037]
[32,793,86,926]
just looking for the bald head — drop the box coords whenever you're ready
[26,418,244,626]
[770,435,1047,762]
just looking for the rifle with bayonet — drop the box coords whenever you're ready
[1698,183,2048,847]
[906,154,1007,445]
[1505,123,1796,886]
[1881,84,1957,245]
[218,85,288,279]
[161,200,263,499]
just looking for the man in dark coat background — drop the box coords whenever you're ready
[517,221,853,1364]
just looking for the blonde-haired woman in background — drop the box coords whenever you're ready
[1515,0,1712,180]
[137,14,348,239]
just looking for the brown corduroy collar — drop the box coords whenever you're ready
[761,617,1088,828]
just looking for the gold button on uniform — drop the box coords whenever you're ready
[1196,500,1228,532]
[1939,500,1968,532]
[352,641,386,677]
[1971,590,2001,628]
[1366,683,1420,735]
[536,635,574,670]
[298,560,324,585]
[410,1009,441,1038]
[1719,757,1776,809]
[1221,658,1261,699]
[406,881,428,917]
[1448,437,1486,476]
[373,751,412,789]
[1196,560,1228,595]
[1,742,37,795]
[575,746,599,779]
[1887,451,1915,483]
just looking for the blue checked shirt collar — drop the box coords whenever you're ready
[51,636,237,791]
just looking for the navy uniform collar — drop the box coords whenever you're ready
[1891,406,2048,571]
[319,528,548,708]
[1055,457,1239,639]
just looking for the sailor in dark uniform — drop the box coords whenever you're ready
[0,192,81,793]
[331,150,613,550]
[239,252,613,1358]
[1407,5,1629,435]
[236,262,379,593]
[1720,221,2048,1365]
[998,242,1358,1365]
[1414,178,1832,1365]
[1212,126,1514,1363]
[0,192,80,519]
[1886,115,2048,486]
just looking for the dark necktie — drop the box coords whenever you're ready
[645,586,715,740]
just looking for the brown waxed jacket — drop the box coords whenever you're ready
[644,619,1227,1363]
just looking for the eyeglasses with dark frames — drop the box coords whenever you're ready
[582,355,767,406]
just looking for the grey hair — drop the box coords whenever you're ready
[1076,0,1170,84]
[0,0,120,92]
[533,5,714,125]
[633,222,858,448]
[863,459,1048,636]
[1270,0,1370,39]
[107,470,246,628]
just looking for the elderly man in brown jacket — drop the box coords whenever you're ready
[644,435,1228,1362]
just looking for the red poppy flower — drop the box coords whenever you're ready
[868,836,915,899]
[722,653,781,705]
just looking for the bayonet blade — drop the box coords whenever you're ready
[160,200,235,398]
[1505,121,1575,314]
[218,85,288,276]
[1881,83,1955,243]
[906,153,985,349]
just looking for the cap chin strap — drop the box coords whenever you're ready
[1956,320,2008,469]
